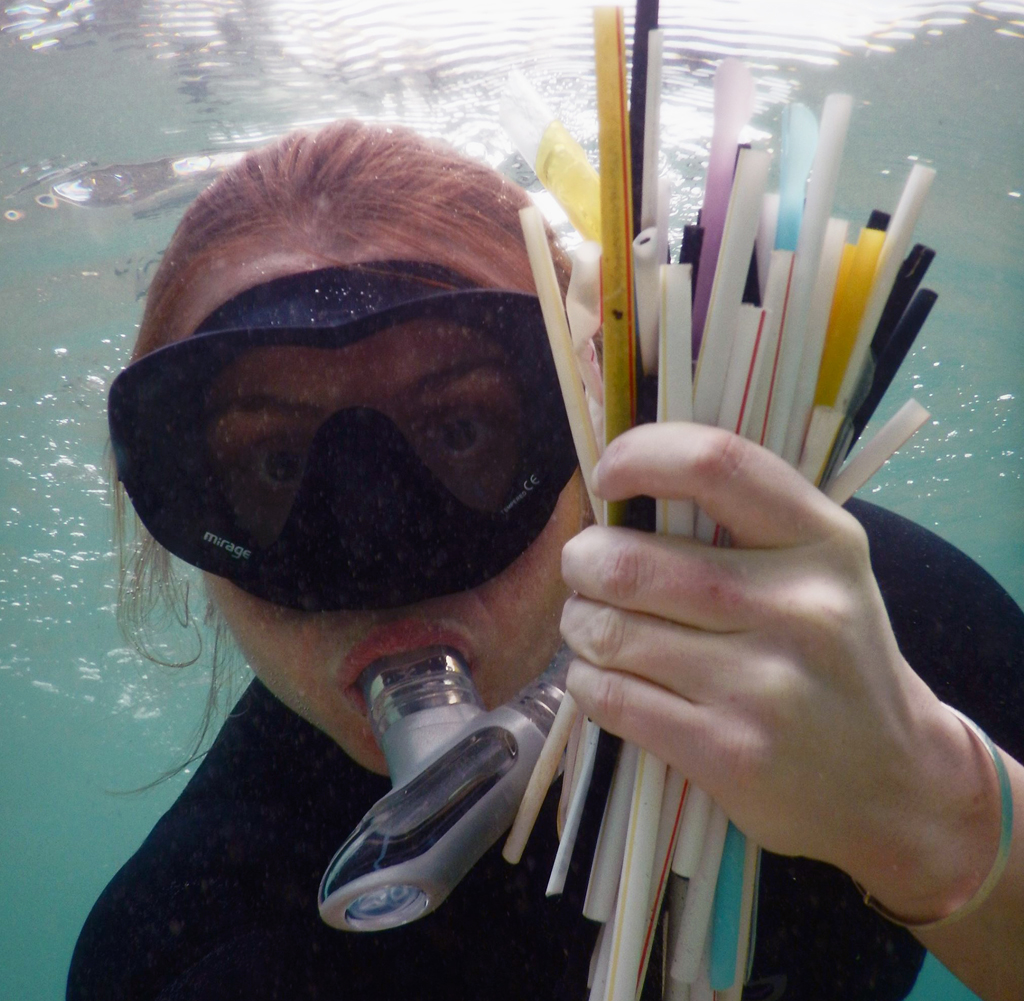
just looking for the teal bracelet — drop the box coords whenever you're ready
[856,704,1014,932]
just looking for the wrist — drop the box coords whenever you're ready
[855,701,1008,927]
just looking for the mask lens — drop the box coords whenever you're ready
[203,320,524,548]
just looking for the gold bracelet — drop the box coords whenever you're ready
[855,704,1014,932]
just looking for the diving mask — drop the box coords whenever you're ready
[108,261,577,611]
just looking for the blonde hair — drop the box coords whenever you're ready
[114,120,570,772]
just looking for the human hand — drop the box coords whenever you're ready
[560,422,1001,920]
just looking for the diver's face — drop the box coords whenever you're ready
[183,245,584,774]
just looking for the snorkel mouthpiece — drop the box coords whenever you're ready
[359,647,485,787]
[319,646,566,932]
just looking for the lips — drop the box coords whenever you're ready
[339,620,473,711]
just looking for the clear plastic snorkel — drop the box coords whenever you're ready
[318,645,568,931]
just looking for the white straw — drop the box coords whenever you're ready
[755,192,780,302]
[558,707,586,834]
[835,165,936,414]
[664,876,692,1001]
[567,241,603,350]
[603,751,667,1001]
[634,227,661,376]
[720,304,768,438]
[589,919,610,990]
[692,148,771,429]
[640,29,664,232]
[547,719,602,895]
[764,93,853,461]
[695,304,767,540]
[656,173,671,268]
[649,771,688,913]
[825,398,930,504]
[584,743,640,922]
[672,785,713,878]
[503,691,579,864]
[745,249,794,446]
[590,914,615,1001]
[657,263,695,536]
[796,406,846,485]
[670,804,730,983]
[689,943,715,1001]
[782,216,850,461]
[636,769,689,993]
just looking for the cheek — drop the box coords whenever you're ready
[471,474,583,695]
[204,575,326,701]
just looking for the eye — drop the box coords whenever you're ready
[258,448,305,486]
[439,418,480,454]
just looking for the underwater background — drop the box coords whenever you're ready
[1,1,1021,997]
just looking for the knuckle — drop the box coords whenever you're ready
[693,428,748,487]
[588,668,628,725]
[590,605,629,663]
[600,537,654,603]
[835,513,871,564]
[782,575,859,645]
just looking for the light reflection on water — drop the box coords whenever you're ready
[0,3,1022,998]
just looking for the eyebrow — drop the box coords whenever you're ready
[206,394,326,424]
[414,356,516,395]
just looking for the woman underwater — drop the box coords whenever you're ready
[69,121,1024,1001]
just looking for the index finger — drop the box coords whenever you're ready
[592,422,846,548]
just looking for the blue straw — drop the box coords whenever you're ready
[775,103,818,252]
[709,821,747,989]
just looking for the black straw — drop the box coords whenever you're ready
[871,244,935,358]
[848,288,938,448]
[629,0,659,237]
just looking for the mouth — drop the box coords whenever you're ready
[339,620,474,713]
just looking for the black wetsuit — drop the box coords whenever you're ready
[67,501,1024,1001]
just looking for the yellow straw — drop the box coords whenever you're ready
[536,120,603,242]
[593,5,636,526]
[813,227,885,408]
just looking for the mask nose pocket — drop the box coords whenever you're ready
[268,408,494,609]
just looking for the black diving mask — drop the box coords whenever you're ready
[108,261,578,611]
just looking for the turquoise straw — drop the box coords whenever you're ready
[776,103,818,252]
[709,821,747,989]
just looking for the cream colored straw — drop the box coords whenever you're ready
[824,398,930,503]
[504,692,578,864]
[503,205,605,865]
[518,205,602,514]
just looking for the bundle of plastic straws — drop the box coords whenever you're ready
[500,6,939,1000]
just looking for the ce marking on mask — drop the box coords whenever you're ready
[500,473,542,515]
[202,531,253,560]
